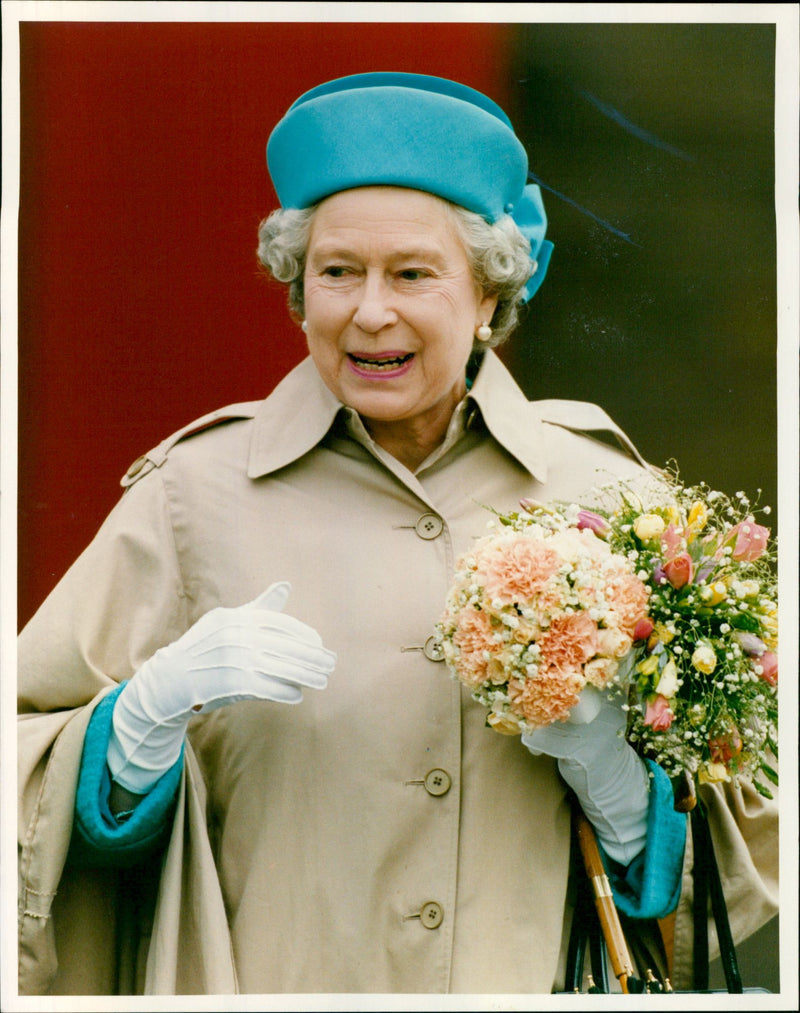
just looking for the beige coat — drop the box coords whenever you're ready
[18,351,778,996]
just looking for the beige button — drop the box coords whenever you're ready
[415,513,443,540]
[423,635,445,662]
[423,769,452,797]
[420,901,444,929]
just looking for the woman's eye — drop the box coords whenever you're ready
[398,269,428,281]
[322,265,352,278]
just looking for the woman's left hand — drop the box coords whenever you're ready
[522,687,650,866]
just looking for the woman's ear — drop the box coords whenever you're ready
[476,291,499,329]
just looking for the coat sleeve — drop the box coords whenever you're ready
[68,684,183,869]
[669,777,779,989]
[17,469,195,994]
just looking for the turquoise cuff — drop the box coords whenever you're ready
[69,683,183,868]
[606,759,687,919]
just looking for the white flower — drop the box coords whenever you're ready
[657,658,681,698]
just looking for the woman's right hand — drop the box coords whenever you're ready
[107,583,336,794]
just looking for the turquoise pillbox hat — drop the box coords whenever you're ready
[267,72,553,302]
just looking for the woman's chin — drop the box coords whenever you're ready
[346,393,417,426]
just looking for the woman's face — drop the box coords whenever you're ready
[303,186,497,451]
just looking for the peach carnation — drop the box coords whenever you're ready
[450,608,495,688]
[536,611,599,673]
[603,572,650,636]
[507,668,584,728]
[479,536,562,606]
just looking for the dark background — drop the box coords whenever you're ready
[503,23,777,510]
[15,18,780,992]
[501,28,781,988]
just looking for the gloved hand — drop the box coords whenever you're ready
[522,685,650,866]
[107,583,336,794]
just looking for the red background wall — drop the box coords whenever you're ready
[17,20,513,629]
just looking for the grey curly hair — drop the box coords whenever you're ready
[256,194,535,347]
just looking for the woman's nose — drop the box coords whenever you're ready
[352,276,398,333]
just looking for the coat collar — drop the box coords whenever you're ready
[247,350,550,481]
[466,349,549,480]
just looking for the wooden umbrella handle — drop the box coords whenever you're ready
[573,804,636,993]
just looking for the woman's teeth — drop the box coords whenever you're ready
[350,353,413,371]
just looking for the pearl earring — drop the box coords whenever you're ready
[301,320,308,333]
[477,322,492,342]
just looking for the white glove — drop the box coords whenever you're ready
[522,685,650,866]
[107,583,336,794]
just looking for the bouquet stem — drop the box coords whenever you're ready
[673,769,698,812]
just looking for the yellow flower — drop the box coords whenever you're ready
[584,656,620,688]
[596,627,633,660]
[699,762,730,784]
[636,654,660,676]
[760,610,778,650]
[633,514,667,541]
[487,710,523,736]
[699,582,727,606]
[691,643,717,675]
[686,501,709,540]
[664,505,681,526]
[653,622,675,644]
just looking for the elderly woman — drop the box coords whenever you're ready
[18,73,776,996]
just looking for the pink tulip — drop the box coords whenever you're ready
[644,695,674,731]
[727,517,770,562]
[755,650,778,686]
[662,552,694,590]
[660,523,684,560]
[633,617,655,641]
[577,509,610,539]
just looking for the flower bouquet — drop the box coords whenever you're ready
[437,468,778,805]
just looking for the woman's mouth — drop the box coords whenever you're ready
[347,352,415,377]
